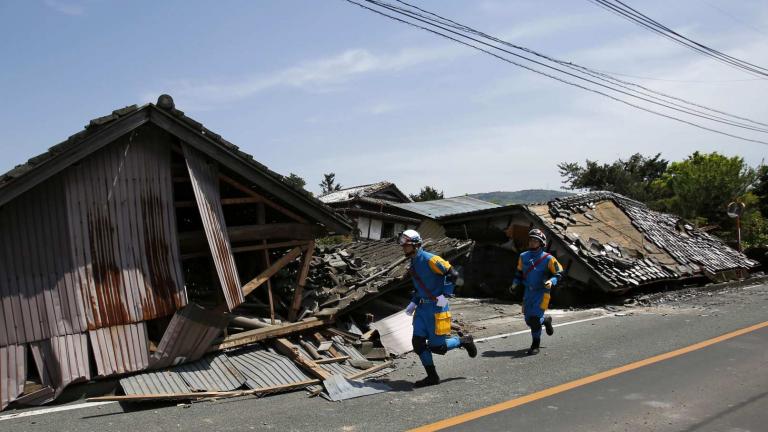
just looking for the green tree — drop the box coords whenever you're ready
[409,186,444,202]
[558,153,668,203]
[284,173,306,190]
[755,164,768,218]
[657,152,756,228]
[319,173,342,194]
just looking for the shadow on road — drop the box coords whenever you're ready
[481,348,532,358]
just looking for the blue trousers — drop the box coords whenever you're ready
[412,302,460,366]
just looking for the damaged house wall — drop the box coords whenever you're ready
[0,96,353,410]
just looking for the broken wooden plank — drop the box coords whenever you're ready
[274,338,332,380]
[209,318,330,352]
[345,361,394,381]
[314,356,350,364]
[242,246,304,297]
[87,379,321,402]
[289,241,315,322]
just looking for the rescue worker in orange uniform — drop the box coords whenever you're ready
[510,228,563,355]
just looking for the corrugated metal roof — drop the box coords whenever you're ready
[150,304,228,369]
[182,144,243,311]
[89,323,149,377]
[174,353,246,392]
[228,347,312,390]
[29,333,91,404]
[120,370,190,396]
[0,344,26,411]
[393,196,500,220]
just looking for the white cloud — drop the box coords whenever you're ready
[44,0,85,16]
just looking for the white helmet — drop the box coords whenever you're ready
[398,229,422,246]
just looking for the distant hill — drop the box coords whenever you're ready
[469,189,573,205]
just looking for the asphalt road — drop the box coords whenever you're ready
[2,282,767,432]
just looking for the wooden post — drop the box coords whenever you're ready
[289,241,315,322]
[258,203,276,324]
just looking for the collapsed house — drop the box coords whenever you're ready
[437,191,761,298]
[318,182,420,240]
[0,96,477,410]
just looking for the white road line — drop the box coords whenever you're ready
[0,401,116,422]
[475,314,612,343]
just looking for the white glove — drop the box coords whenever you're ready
[405,302,417,316]
[436,295,449,308]
[544,280,553,289]
[509,283,519,294]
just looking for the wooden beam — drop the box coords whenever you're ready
[178,223,324,250]
[220,174,307,223]
[175,197,262,207]
[289,241,315,322]
[242,246,303,297]
[87,379,321,402]
[311,332,343,358]
[274,338,332,380]
[208,317,330,351]
[181,240,309,260]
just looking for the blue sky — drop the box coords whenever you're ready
[1,0,767,196]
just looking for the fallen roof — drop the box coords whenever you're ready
[534,191,759,291]
[318,182,410,205]
[392,196,500,220]
[0,95,351,234]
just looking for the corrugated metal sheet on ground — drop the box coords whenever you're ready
[174,353,246,392]
[0,179,88,347]
[227,347,312,390]
[29,333,91,404]
[323,374,393,402]
[182,144,243,311]
[89,322,149,377]
[150,304,227,369]
[0,344,26,411]
[120,370,190,396]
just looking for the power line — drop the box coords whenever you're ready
[343,0,768,145]
[589,0,768,78]
[391,0,768,130]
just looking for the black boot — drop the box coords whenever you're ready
[527,338,540,356]
[460,335,478,358]
[413,365,440,388]
[544,315,554,336]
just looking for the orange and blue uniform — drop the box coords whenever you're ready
[513,248,563,340]
[409,248,460,367]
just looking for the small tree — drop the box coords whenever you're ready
[410,186,444,202]
[755,164,768,218]
[284,173,306,190]
[319,173,342,194]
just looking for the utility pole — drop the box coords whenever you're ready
[727,202,746,252]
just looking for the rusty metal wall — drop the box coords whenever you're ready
[64,131,187,329]
[89,322,149,377]
[29,333,91,404]
[0,344,26,411]
[0,179,88,347]
[182,144,243,311]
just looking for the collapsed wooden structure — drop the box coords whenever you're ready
[0,95,355,410]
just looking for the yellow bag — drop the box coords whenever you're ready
[434,311,452,336]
